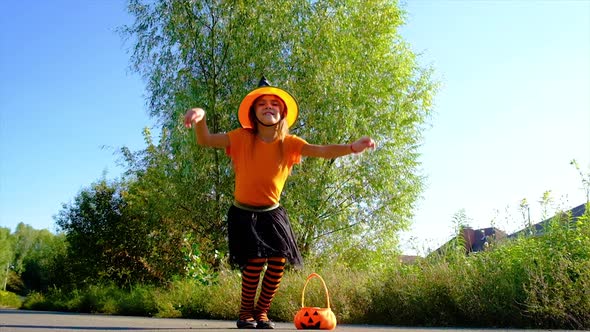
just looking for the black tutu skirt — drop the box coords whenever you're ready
[227,204,303,269]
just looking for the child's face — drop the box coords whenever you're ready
[254,95,285,126]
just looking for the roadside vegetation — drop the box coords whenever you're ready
[4,198,589,329]
[0,290,22,309]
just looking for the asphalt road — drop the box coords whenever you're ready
[0,309,574,332]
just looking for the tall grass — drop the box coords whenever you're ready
[364,207,590,329]
[22,204,589,329]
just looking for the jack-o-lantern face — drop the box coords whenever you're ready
[294,307,336,330]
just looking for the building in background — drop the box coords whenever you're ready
[430,203,587,256]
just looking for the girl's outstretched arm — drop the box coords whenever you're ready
[301,136,375,159]
[184,108,230,148]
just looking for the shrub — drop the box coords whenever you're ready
[0,290,22,308]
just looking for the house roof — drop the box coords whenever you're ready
[429,203,588,256]
[431,226,507,255]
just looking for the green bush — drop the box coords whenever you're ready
[0,290,22,308]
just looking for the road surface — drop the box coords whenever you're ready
[0,309,573,332]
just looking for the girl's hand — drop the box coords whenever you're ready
[351,136,376,153]
[184,108,205,128]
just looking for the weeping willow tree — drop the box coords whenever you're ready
[120,0,437,270]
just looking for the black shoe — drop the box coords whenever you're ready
[237,320,257,329]
[256,320,275,329]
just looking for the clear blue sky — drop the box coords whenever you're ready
[1,1,589,255]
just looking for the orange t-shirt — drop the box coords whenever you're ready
[226,128,307,206]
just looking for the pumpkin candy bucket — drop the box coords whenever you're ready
[294,273,337,330]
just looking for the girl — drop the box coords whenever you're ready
[183,77,375,329]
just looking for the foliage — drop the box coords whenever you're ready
[571,159,590,203]
[53,129,229,288]
[120,128,227,274]
[22,283,158,316]
[0,227,13,292]
[55,178,169,287]
[22,212,590,329]
[0,224,68,294]
[521,204,590,328]
[180,233,221,285]
[119,0,438,265]
[22,209,590,328]
[22,197,590,329]
[0,290,21,308]
[19,229,67,293]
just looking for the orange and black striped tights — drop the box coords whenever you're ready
[239,257,286,322]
